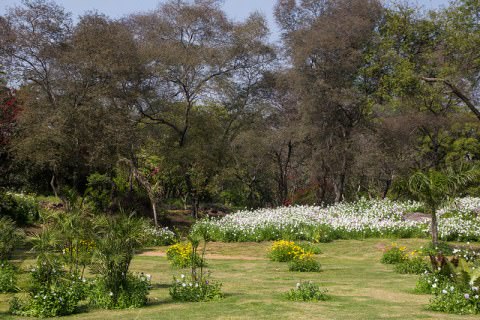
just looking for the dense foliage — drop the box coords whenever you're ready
[0,0,478,219]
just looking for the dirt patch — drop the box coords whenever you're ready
[375,243,388,251]
[139,250,266,261]
[403,212,431,222]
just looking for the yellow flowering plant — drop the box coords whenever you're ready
[381,243,408,264]
[166,242,204,268]
[288,252,321,272]
[269,240,305,262]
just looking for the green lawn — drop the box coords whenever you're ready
[1,239,479,320]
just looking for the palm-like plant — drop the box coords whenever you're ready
[90,212,146,303]
[407,167,478,245]
[52,210,94,276]
[0,216,24,261]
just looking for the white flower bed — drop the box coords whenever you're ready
[193,198,480,242]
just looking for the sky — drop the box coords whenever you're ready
[0,0,452,41]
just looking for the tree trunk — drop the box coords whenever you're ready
[382,178,392,199]
[150,198,158,227]
[192,197,200,219]
[119,158,160,226]
[431,210,439,246]
[50,174,59,198]
[334,174,346,203]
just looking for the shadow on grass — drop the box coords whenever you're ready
[150,283,171,289]
[144,291,243,308]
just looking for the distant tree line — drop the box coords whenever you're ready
[0,0,479,221]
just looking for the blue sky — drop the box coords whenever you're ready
[0,0,452,40]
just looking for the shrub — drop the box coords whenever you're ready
[10,271,87,318]
[381,243,407,264]
[84,173,112,213]
[29,258,65,293]
[425,257,480,314]
[51,210,95,275]
[288,253,321,272]
[269,240,304,262]
[169,274,223,302]
[90,213,149,309]
[286,281,328,301]
[0,261,17,293]
[166,242,204,268]
[421,242,453,256]
[415,271,452,294]
[429,285,480,314]
[0,216,24,260]
[88,273,151,309]
[394,256,430,274]
[144,226,178,246]
[0,191,40,225]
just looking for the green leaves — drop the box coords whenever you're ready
[407,167,479,212]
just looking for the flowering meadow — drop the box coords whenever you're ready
[192,198,480,243]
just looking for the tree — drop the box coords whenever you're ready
[129,0,274,216]
[275,0,383,203]
[362,2,480,187]
[2,1,140,193]
[421,0,480,121]
[407,167,478,245]
[0,65,22,187]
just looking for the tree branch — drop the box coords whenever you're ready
[422,77,480,121]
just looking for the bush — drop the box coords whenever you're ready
[421,242,453,256]
[144,226,178,246]
[28,258,65,293]
[84,173,113,213]
[169,274,223,302]
[381,243,407,264]
[166,242,204,268]
[88,273,150,309]
[415,271,451,294]
[90,214,149,309]
[9,273,87,318]
[286,281,328,301]
[0,191,40,225]
[288,253,321,272]
[429,285,480,314]
[0,261,17,293]
[269,240,304,262]
[0,216,24,260]
[394,256,430,274]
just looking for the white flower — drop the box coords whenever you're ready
[442,290,448,294]
[432,283,437,288]
[296,283,301,288]
[182,283,186,287]
[464,294,470,299]
[450,286,455,292]
[181,274,185,279]
[472,286,479,291]
[109,291,114,296]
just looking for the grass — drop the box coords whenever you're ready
[1,238,479,319]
